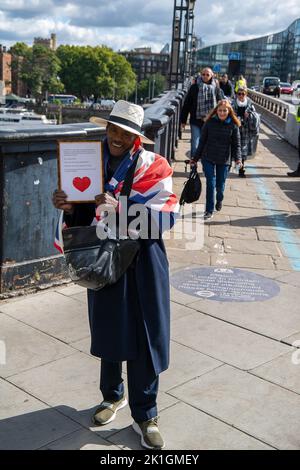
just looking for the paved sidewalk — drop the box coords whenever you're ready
[0,124,300,450]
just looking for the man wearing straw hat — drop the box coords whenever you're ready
[52,100,179,450]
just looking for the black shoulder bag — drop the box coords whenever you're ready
[179,166,202,205]
[62,155,140,291]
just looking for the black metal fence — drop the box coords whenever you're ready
[0,89,186,295]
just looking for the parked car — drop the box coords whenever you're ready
[280,82,293,94]
[293,83,300,93]
[261,77,281,97]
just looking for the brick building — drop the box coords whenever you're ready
[120,47,170,81]
[11,55,28,97]
[0,45,12,94]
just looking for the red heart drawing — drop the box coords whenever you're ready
[72,176,91,192]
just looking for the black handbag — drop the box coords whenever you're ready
[179,166,202,205]
[62,155,140,291]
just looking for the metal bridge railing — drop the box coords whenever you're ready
[0,89,187,295]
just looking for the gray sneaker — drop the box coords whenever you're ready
[92,397,127,425]
[204,211,213,220]
[132,417,165,449]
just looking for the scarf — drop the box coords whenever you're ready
[236,98,248,107]
[54,142,179,253]
[196,79,217,119]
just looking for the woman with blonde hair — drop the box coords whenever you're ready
[191,100,242,220]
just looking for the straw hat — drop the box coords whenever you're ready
[90,100,153,144]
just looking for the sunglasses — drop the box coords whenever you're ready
[202,73,211,76]
[237,93,246,96]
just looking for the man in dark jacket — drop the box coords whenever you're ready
[220,74,234,99]
[181,67,223,157]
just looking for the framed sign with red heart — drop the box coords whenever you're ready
[58,141,104,202]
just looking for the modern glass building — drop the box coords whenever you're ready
[196,18,300,85]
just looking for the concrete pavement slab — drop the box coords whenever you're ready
[209,225,258,241]
[0,291,90,343]
[187,279,300,340]
[166,248,210,265]
[235,268,286,278]
[257,228,284,242]
[236,198,266,210]
[221,206,275,218]
[160,341,222,392]
[70,337,94,356]
[273,257,300,271]
[210,253,275,270]
[169,261,192,272]
[171,311,291,370]
[108,402,272,450]
[276,271,300,287]
[224,238,282,256]
[169,364,300,449]
[54,284,86,296]
[0,378,80,450]
[8,351,178,439]
[0,313,76,378]
[251,350,300,395]
[39,429,120,450]
[281,333,300,347]
[170,301,198,322]
[69,291,87,304]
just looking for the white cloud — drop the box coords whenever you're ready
[0,0,299,50]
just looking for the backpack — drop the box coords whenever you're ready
[179,167,202,205]
[248,111,261,134]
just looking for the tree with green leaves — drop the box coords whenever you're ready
[134,73,167,103]
[10,42,63,98]
[56,45,136,101]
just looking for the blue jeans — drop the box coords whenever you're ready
[202,160,230,213]
[190,124,202,157]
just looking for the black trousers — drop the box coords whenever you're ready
[99,308,159,423]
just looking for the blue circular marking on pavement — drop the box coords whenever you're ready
[170,267,280,302]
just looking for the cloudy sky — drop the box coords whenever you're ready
[0,0,300,51]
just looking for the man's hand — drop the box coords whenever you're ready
[190,159,198,167]
[52,190,74,214]
[95,192,118,212]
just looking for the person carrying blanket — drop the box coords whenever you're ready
[232,87,260,177]
[52,100,179,450]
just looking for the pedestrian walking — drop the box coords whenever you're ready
[220,74,234,99]
[287,126,300,176]
[235,74,247,94]
[52,100,179,450]
[232,87,260,177]
[191,99,242,220]
[180,67,223,158]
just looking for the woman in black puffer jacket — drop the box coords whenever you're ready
[191,100,242,220]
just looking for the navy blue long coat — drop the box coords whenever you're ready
[64,170,171,376]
